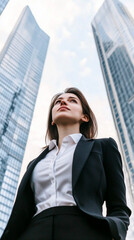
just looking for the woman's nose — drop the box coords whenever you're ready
[61,99,67,105]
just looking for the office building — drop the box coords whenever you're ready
[92,0,134,199]
[0,6,49,236]
[0,0,9,15]
[92,0,134,238]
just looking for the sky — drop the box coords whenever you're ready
[0,0,134,174]
[1,0,134,238]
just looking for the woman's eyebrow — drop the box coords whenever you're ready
[56,96,79,101]
[68,96,79,100]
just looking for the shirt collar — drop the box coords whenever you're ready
[49,133,82,150]
[69,133,82,144]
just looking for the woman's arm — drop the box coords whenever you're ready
[103,137,131,240]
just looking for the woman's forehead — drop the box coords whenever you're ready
[57,92,79,100]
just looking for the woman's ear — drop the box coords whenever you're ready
[81,114,89,123]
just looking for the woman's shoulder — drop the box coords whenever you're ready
[94,137,117,145]
[92,137,119,151]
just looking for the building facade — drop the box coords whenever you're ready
[0,6,49,236]
[92,0,134,238]
[0,0,9,15]
[92,0,134,198]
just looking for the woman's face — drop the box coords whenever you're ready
[52,93,88,126]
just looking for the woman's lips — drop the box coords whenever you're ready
[58,107,70,111]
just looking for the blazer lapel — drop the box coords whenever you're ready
[72,135,94,189]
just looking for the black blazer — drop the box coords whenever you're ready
[1,136,131,240]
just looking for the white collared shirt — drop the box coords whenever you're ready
[31,133,82,216]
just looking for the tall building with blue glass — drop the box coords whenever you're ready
[92,1,134,238]
[0,6,49,236]
[0,0,9,15]
[92,0,134,200]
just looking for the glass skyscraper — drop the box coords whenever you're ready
[92,1,134,238]
[0,0,9,15]
[92,0,134,198]
[0,6,49,236]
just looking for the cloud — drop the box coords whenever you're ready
[80,57,87,66]
[86,2,92,13]
[63,50,76,57]
[80,41,87,49]
[57,26,71,43]
[62,27,71,38]
[80,67,91,77]
[30,0,81,35]
[92,0,104,14]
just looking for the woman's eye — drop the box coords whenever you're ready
[70,99,77,103]
[54,100,61,105]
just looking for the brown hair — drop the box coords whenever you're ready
[45,87,98,144]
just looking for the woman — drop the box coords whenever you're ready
[1,87,131,240]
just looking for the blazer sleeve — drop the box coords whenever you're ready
[103,137,131,240]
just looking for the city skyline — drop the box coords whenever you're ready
[0,6,49,236]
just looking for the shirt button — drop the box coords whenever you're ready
[51,178,54,183]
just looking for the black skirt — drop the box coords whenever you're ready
[18,206,112,240]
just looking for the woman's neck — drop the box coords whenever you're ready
[57,124,80,149]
